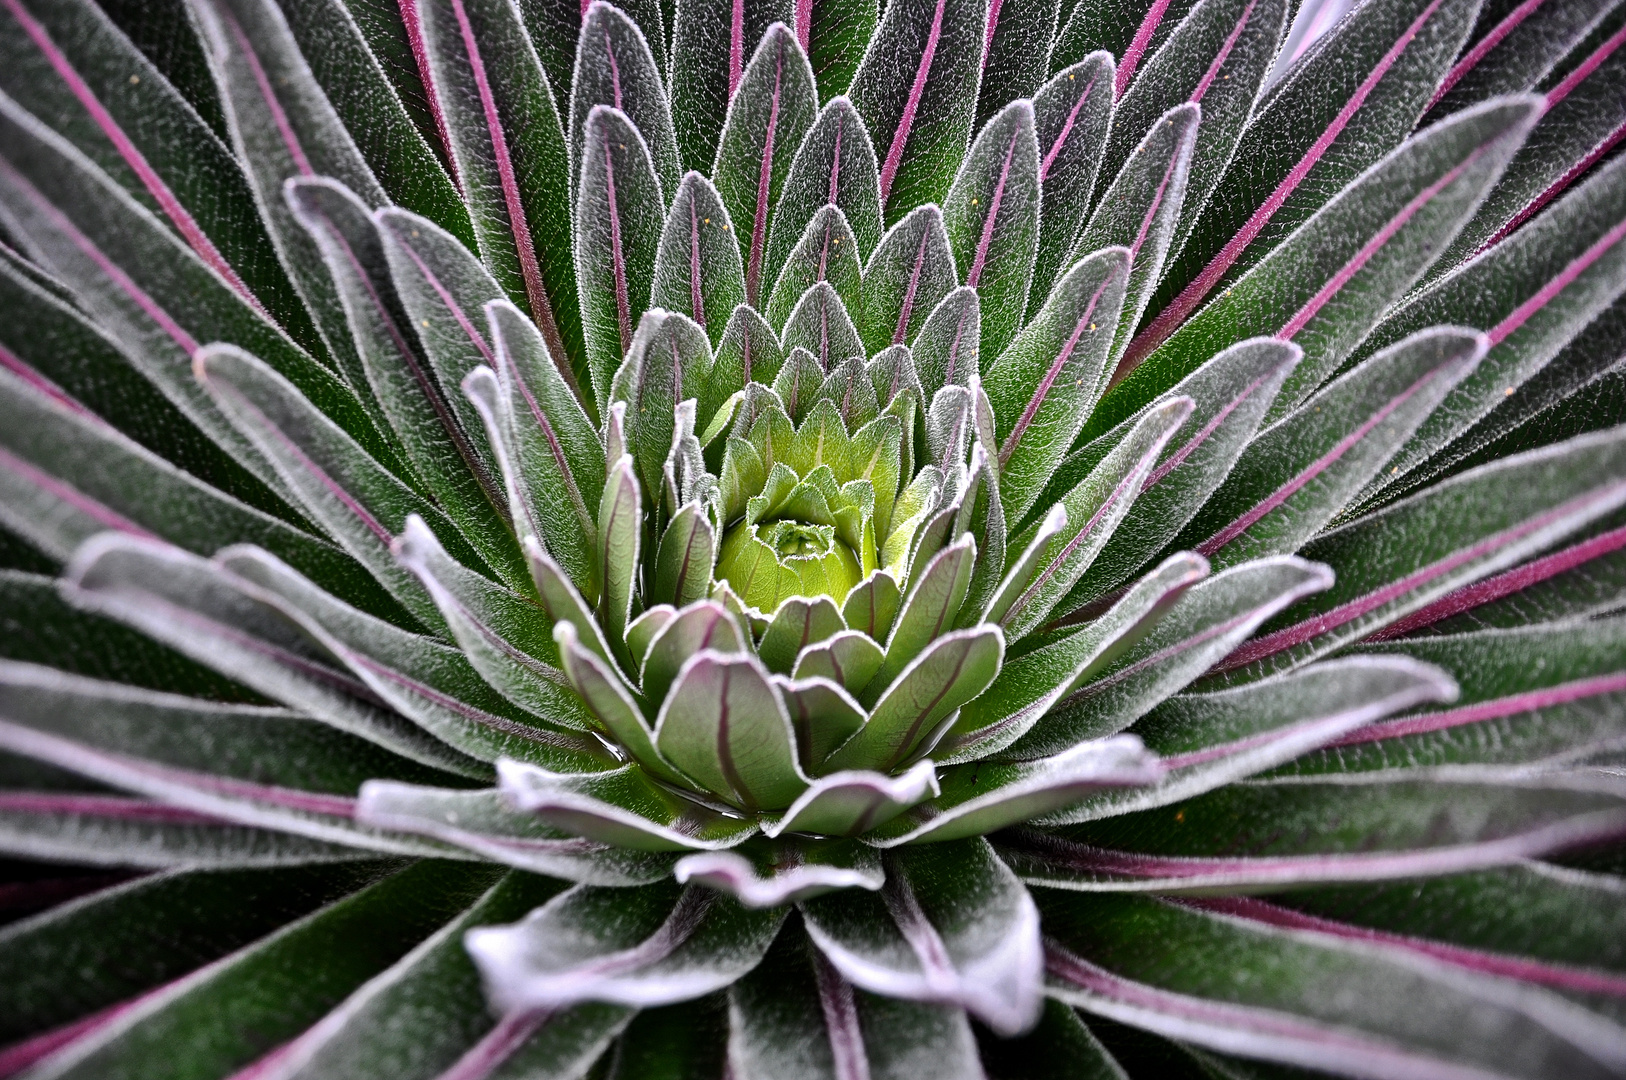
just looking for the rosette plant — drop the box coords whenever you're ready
[2,0,1626,1074]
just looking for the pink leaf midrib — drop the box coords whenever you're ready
[1332,669,1626,749]
[966,126,1021,288]
[1041,68,1103,183]
[878,0,949,204]
[1116,0,1175,97]
[746,39,787,307]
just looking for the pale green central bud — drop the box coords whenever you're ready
[716,518,862,612]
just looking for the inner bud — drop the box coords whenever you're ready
[716,518,861,612]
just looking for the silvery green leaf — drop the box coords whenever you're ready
[651,171,748,344]
[792,629,887,695]
[859,203,958,355]
[596,454,642,658]
[499,757,759,850]
[612,308,714,497]
[782,280,865,370]
[569,1,679,199]
[653,501,718,608]
[762,95,883,292]
[764,204,864,334]
[761,760,938,837]
[759,594,847,672]
[676,836,884,905]
[975,0,1059,130]
[774,673,869,769]
[1029,53,1116,313]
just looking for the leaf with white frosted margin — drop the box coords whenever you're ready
[668,0,794,176]
[999,397,1192,639]
[194,343,464,631]
[848,0,989,221]
[873,534,975,696]
[1351,153,1626,507]
[782,280,866,373]
[653,501,717,609]
[976,0,1058,130]
[1011,769,1626,893]
[485,298,605,594]
[907,287,979,404]
[241,874,635,1080]
[1217,425,1626,681]
[712,23,819,308]
[1040,891,1626,1080]
[569,1,680,199]
[652,172,747,345]
[640,601,747,707]
[0,661,462,859]
[0,93,379,507]
[1440,22,1626,276]
[1029,53,1116,315]
[611,308,714,498]
[468,879,786,1014]
[858,204,959,355]
[0,0,321,355]
[393,517,597,734]
[764,205,865,335]
[186,0,388,421]
[654,650,811,812]
[818,357,880,431]
[773,346,829,423]
[22,862,503,1080]
[1423,0,1617,125]
[0,364,389,615]
[761,760,939,837]
[1070,103,1198,370]
[677,836,884,906]
[759,595,847,673]
[826,626,1004,774]
[1054,337,1299,612]
[0,792,367,869]
[412,0,582,399]
[1046,655,1458,827]
[1102,0,1288,275]
[774,674,869,773]
[288,178,515,577]
[527,541,618,668]
[574,105,667,411]
[596,454,642,660]
[1181,327,1485,571]
[942,99,1040,360]
[987,246,1130,526]
[1008,556,1334,758]
[867,736,1162,847]
[842,569,902,641]
[354,782,674,885]
[801,836,1042,1036]
[763,95,884,301]
[59,535,495,779]
[1130,0,1483,379]
[944,552,1209,763]
[499,758,759,851]
[1106,95,1543,438]
[1287,619,1626,775]
[729,920,987,1080]
[792,630,887,697]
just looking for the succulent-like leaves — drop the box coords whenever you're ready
[1029,53,1116,313]
[569,1,680,199]
[975,0,1060,131]
[669,0,796,176]
[651,172,748,342]
[764,204,865,334]
[764,760,939,836]
[675,836,885,904]
[858,203,958,355]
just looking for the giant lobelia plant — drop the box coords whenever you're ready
[0,0,1625,1075]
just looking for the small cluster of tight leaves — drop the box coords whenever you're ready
[0,0,1625,1076]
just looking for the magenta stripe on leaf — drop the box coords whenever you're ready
[878,0,948,202]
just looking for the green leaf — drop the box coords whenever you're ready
[1052,654,1457,824]
[825,625,1003,773]
[1069,102,1199,370]
[413,0,584,403]
[876,533,974,691]
[640,600,746,706]
[574,105,667,411]
[1109,95,1544,434]
[711,22,819,307]
[596,453,643,655]
[499,757,759,850]
[652,171,748,343]
[27,861,503,1080]
[1350,152,1626,506]
[612,308,713,498]
[866,736,1163,846]
[675,836,884,905]
[729,924,988,1080]
[848,0,989,221]
[569,1,680,199]
[986,246,1130,526]
[997,397,1192,639]
[354,780,676,884]
[1423,0,1618,123]
[1039,891,1626,1079]
[1052,337,1298,611]
[654,650,810,811]
[762,95,883,293]
[804,0,879,102]
[759,594,847,672]
[1029,53,1116,314]
[801,837,1042,1036]
[484,298,605,597]
[1006,555,1333,757]
[944,551,1208,761]
[909,287,980,401]
[841,568,902,640]
[652,501,717,609]
[773,673,869,769]
[1016,770,1626,892]
[764,204,865,335]
[466,879,786,1012]
[703,306,786,426]
[1219,425,1626,678]
[976,0,1059,130]
[792,628,886,694]
[858,203,958,355]
[975,998,1127,1080]
[1179,327,1485,570]
[669,0,794,176]
[762,759,938,836]
[781,281,865,372]
[942,99,1041,359]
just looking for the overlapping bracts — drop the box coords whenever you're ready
[0,0,1624,1076]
